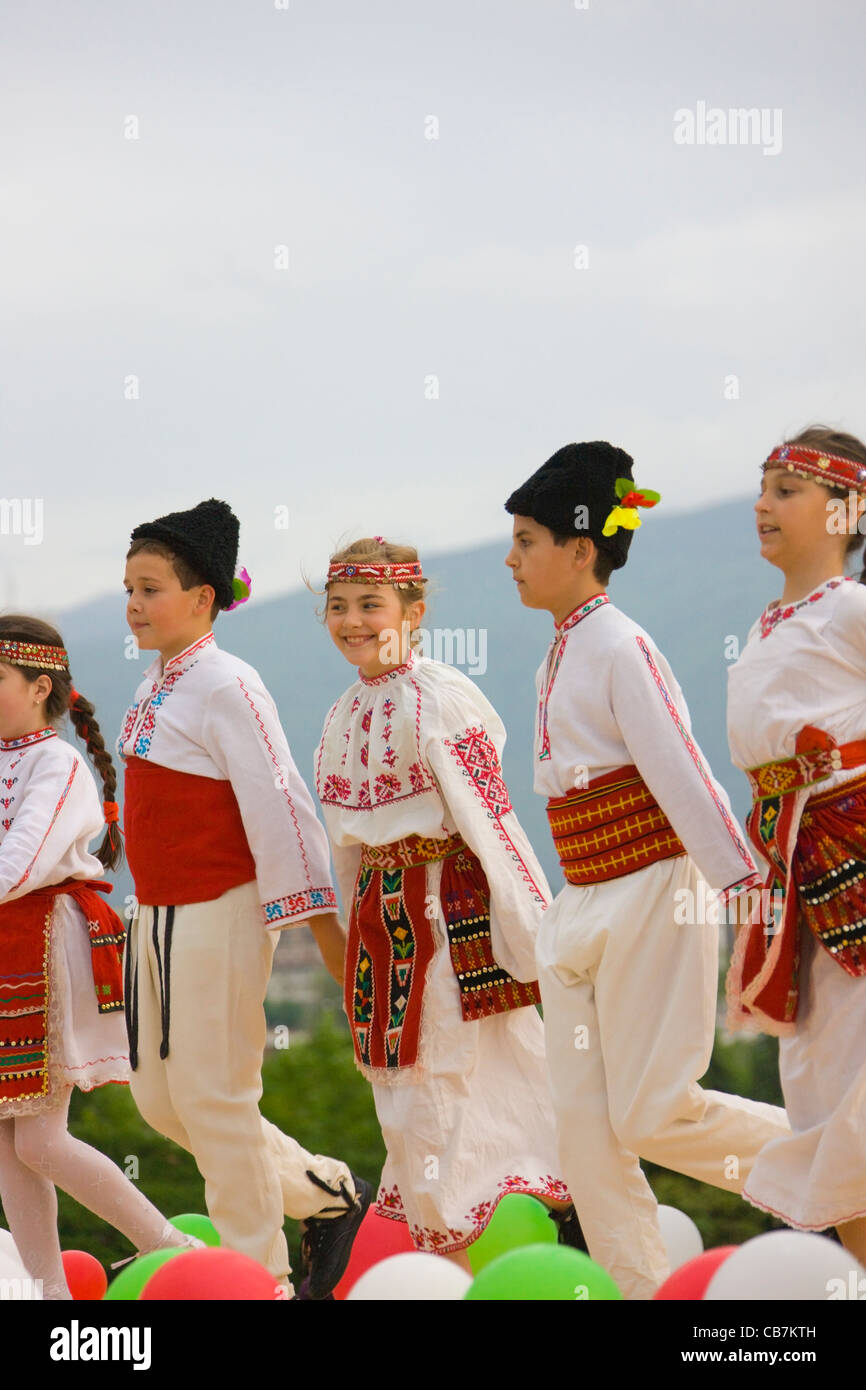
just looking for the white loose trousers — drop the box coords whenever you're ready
[125,880,353,1287]
[536,855,789,1300]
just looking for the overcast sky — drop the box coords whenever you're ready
[2,0,864,618]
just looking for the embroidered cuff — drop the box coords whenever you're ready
[717,872,763,909]
[262,886,337,927]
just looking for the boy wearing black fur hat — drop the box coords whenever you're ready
[505,444,789,1299]
[119,498,369,1298]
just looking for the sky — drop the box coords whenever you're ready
[2,0,864,618]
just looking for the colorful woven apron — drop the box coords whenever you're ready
[346,833,540,1074]
[729,725,866,1034]
[0,879,125,1104]
[546,764,686,885]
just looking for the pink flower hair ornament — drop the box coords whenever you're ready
[226,565,252,611]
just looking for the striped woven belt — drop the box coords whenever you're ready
[745,726,866,803]
[359,833,464,871]
[547,764,685,885]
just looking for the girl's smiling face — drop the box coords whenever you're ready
[755,469,851,574]
[326,583,425,678]
[0,662,52,742]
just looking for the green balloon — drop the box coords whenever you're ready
[467,1195,556,1274]
[465,1244,623,1301]
[103,1249,185,1300]
[170,1213,221,1247]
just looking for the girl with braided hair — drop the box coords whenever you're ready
[0,615,198,1299]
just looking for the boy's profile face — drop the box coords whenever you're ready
[123,551,215,662]
[505,514,596,614]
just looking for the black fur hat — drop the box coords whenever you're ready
[505,441,637,570]
[130,498,239,609]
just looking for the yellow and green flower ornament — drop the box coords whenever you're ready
[602,478,661,536]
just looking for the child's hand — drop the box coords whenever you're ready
[308,913,347,986]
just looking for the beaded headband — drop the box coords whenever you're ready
[326,560,425,590]
[763,444,866,493]
[0,639,70,671]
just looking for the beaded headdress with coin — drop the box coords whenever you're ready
[763,444,866,493]
[0,639,120,837]
[0,639,70,671]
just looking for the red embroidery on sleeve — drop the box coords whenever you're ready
[634,637,754,871]
[237,677,312,887]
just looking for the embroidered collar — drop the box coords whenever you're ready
[359,650,417,686]
[0,726,57,751]
[759,576,853,640]
[147,631,216,684]
[555,592,609,634]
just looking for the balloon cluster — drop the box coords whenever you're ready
[1,1201,863,1300]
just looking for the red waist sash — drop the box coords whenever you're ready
[728,727,866,1036]
[0,879,125,1104]
[346,833,540,1075]
[546,765,686,885]
[123,756,257,905]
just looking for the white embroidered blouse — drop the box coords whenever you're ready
[533,595,759,894]
[727,575,866,781]
[116,632,336,927]
[315,650,551,982]
[0,728,104,902]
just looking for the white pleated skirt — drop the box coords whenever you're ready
[743,925,866,1229]
[370,862,569,1252]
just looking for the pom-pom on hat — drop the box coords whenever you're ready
[130,499,240,610]
[505,441,647,570]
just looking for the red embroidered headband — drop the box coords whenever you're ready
[327,560,425,589]
[763,444,866,492]
[0,639,70,671]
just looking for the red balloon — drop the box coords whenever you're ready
[334,1208,417,1300]
[654,1246,738,1300]
[61,1250,108,1300]
[140,1247,282,1301]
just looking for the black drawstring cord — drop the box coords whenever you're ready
[161,905,174,1059]
[124,911,139,1072]
[151,905,175,1060]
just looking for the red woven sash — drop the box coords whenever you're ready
[123,756,256,905]
[345,833,540,1074]
[0,879,125,1104]
[547,765,685,885]
[730,728,866,1035]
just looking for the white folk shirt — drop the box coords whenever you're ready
[315,649,551,982]
[534,594,758,894]
[727,575,866,780]
[117,632,335,928]
[0,728,104,901]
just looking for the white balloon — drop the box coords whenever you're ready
[0,1247,42,1297]
[657,1205,703,1273]
[705,1230,866,1301]
[347,1251,472,1301]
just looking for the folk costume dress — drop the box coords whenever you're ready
[117,631,354,1284]
[533,594,790,1299]
[727,575,866,1231]
[315,649,570,1253]
[0,728,128,1117]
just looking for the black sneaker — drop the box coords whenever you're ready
[300,1170,372,1299]
[549,1203,589,1253]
